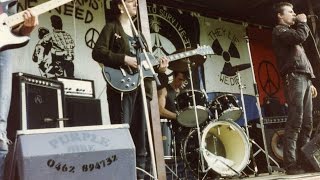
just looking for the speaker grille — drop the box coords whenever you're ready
[8,73,64,141]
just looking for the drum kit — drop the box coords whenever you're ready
[161,47,252,179]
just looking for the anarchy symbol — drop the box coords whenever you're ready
[258,60,281,96]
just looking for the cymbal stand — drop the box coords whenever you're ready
[121,0,160,179]
[237,70,258,176]
[185,57,206,173]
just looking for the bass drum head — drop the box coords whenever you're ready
[182,129,220,179]
[201,120,250,177]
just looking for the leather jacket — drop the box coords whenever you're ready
[272,23,314,78]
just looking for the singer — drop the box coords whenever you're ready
[92,0,168,179]
[272,2,318,175]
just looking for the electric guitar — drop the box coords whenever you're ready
[102,45,214,92]
[0,0,73,51]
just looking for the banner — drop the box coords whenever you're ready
[247,27,287,116]
[13,0,109,123]
[146,4,201,89]
[199,17,255,96]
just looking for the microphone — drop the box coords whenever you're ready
[307,15,319,19]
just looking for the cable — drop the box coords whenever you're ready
[307,25,320,63]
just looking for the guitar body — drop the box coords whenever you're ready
[102,46,214,92]
[0,13,30,51]
[0,0,73,51]
[102,57,155,92]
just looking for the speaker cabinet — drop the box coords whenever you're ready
[264,126,285,163]
[247,122,285,173]
[8,73,64,141]
[11,125,136,180]
[64,97,102,127]
[302,133,320,171]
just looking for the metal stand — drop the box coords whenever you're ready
[185,57,206,173]
[121,1,160,179]
[244,36,273,174]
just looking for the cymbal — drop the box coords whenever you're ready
[168,48,206,72]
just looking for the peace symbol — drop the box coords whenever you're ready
[258,60,281,96]
[85,28,100,49]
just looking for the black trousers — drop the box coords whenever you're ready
[283,73,313,169]
[107,87,148,178]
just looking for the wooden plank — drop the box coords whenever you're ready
[137,1,167,180]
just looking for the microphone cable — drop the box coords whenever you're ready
[306,21,320,64]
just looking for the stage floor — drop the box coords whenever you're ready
[244,172,320,180]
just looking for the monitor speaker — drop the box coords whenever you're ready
[9,125,136,180]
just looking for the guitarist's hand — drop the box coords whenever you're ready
[14,9,39,36]
[158,56,169,73]
[124,56,138,68]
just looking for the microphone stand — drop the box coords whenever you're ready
[244,36,272,174]
[121,1,160,179]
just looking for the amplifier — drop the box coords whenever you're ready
[7,72,65,141]
[56,77,95,98]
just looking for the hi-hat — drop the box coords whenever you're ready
[168,47,207,72]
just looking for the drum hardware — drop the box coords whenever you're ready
[236,70,259,176]
[243,36,273,174]
[160,119,185,179]
[184,52,206,173]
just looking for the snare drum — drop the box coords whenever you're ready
[175,89,209,127]
[210,94,242,121]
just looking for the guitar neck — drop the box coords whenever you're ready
[5,0,72,28]
[167,49,199,63]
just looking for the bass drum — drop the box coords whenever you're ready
[182,129,219,179]
[201,120,250,177]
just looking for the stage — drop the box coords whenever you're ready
[245,172,320,180]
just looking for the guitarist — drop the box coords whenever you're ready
[92,0,168,179]
[0,1,38,179]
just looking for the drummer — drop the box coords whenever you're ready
[157,71,189,144]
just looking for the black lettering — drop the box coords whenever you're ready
[75,8,85,20]
[64,4,74,16]
[89,163,94,171]
[91,0,99,10]
[106,157,112,165]
[112,155,117,161]
[55,163,62,171]
[85,10,93,23]
[47,159,55,167]
[82,164,88,172]
[69,166,75,173]
[100,160,106,167]
[95,162,101,169]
